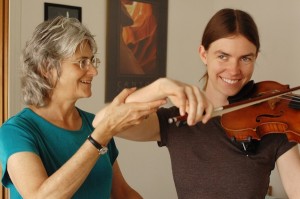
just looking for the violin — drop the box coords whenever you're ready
[168,81,300,143]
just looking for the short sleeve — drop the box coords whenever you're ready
[0,122,39,187]
[157,107,180,147]
[275,135,297,160]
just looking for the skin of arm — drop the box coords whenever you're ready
[276,145,300,199]
[117,113,161,142]
[125,78,213,125]
[7,141,103,199]
[92,88,166,145]
[93,78,213,142]
[7,88,165,198]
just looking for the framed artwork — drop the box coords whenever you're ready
[44,3,82,22]
[105,0,168,102]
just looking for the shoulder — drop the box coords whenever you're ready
[0,109,40,157]
[0,108,36,132]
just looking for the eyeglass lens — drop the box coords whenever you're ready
[80,57,100,69]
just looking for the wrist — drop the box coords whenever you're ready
[87,134,108,155]
[92,125,113,146]
[91,133,111,147]
[156,78,169,99]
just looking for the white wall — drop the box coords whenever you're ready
[8,0,300,198]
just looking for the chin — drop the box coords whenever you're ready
[80,92,92,98]
[225,90,241,99]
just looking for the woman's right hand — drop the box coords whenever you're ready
[126,78,214,126]
[158,78,214,125]
[92,87,166,145]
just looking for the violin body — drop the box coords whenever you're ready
[221,81,300,143]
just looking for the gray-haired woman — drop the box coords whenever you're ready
[0,16,165,199]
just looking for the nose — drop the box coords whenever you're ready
[87,64,98,76]
[227,59,241,75]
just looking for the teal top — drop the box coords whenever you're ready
[0,108,119,199]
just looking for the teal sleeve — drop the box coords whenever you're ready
[0,121,39,187]
[107,138,119,165]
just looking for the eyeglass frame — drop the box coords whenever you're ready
[64,56,101,70]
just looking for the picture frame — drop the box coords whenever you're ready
[44,3,82,22]
[105,0,168,102]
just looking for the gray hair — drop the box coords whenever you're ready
[21,16,97,107]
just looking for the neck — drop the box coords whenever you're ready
[29,103,81,130]
[204,87,229,109]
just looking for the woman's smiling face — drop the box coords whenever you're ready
[51,41,99,103]
[200,35,257,101]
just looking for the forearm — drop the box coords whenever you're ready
[116,113,161,142]
[8,139,102,199]
[126,78,167,103]
[34,122,114,198]
[35,140,101,198]
[8,122,113,199]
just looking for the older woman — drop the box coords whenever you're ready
[0,16,165,199]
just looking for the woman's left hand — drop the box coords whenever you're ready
[92,87,166,135]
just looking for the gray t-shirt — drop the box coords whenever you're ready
[157,106,296,199]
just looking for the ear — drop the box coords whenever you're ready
[41,67,57,85]
[40,68,49,78]
[198,45,208,65]
[39,60,51,78]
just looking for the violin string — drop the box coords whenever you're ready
[279,96,298,102]
[278,94,300,104]
[281,94,300,101]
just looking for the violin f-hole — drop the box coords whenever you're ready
[256,111,284,122]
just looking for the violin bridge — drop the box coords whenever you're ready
[268,98,280,110]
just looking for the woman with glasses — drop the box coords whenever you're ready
[0,16,166,199]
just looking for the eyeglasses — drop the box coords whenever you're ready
[67,57,101,70]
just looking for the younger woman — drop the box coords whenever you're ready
[95,8,300,199]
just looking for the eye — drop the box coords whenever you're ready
[92,57,101,68]
[79,58,90,69]
[91,57,97,65]
[241,56,253,63]
[218,54,228,60]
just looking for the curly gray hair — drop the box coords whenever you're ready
[21,16,97,107]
